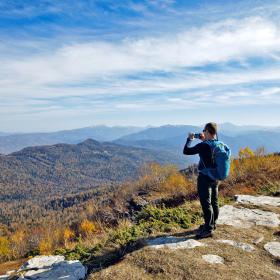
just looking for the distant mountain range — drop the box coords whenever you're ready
[113,124,280,160]
[0,123,279,161]
[218,122,280,136]
[0,125,146,154]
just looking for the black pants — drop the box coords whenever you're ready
[197,173,219,231]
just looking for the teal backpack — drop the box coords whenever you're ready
[199,140,231,181]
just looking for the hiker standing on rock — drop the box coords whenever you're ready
[183,122,231,239]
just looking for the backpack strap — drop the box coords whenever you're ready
[200,140,217,169]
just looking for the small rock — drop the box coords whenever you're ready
[252,236,264,244]
[264,242,280,258]
[146,236,205,250]
[270,268,280,276]
[217,239,255,252]
[217,205,280,228]
[202,254,224,264]
[235,195,280,207]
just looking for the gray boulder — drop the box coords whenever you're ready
[235,195,280,207]
[3,255,86,280]
[217,205,280,228]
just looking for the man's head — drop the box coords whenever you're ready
[203,122,217,140]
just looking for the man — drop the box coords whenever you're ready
[183,122,219,239]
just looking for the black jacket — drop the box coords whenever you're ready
[183,138,217,172]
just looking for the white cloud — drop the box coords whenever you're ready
[1,16,280,97]
[1,13,280,130]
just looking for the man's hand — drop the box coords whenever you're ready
[188,132,195,140]
[200,133,206,141]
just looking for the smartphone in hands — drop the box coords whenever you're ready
[194,133,202,139]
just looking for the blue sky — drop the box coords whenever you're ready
[1,0,280,132]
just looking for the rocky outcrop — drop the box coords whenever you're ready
[217,205,280,228]
[88,194,280,279]
[0,255,86,280]
[235,195,280,207]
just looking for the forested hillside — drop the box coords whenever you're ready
[0,138,182,228]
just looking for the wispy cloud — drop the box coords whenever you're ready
[1,17,280,92]
[1,0,280,131]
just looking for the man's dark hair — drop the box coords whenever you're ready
[204,122,217,136]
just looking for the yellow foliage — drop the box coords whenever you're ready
[11,229,25,244]
[0,236,11,258]
[53,228,64,245]
[38,235,53,255]
[229,159,235,175]
[222,146,280,197]
[238,147,254,159]
[139,163,186,192]
[64,227,75,242]
[10,229,26,257]
[79,219,96,237]
[162,173,188,194]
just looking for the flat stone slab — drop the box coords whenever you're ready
[8,255,86,280]
[235,195,280,207]
[217,239,255,252]
[202,254,224,264]
[217,205,280,228]
[264,242,280,258]
[19,255,65,270]
[146,236,205,249]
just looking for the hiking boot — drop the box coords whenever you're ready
[197,224,205,233]
[195,229,213,239]
[197,224,216,233]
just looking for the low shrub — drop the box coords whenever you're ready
[55,243,101,262]
[109,220,145,247]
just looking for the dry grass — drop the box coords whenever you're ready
[0,258,27,275]
[88,222,280,280]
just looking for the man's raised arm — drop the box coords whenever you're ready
[183,134,201,155]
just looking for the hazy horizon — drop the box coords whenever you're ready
[0,122,279,134]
